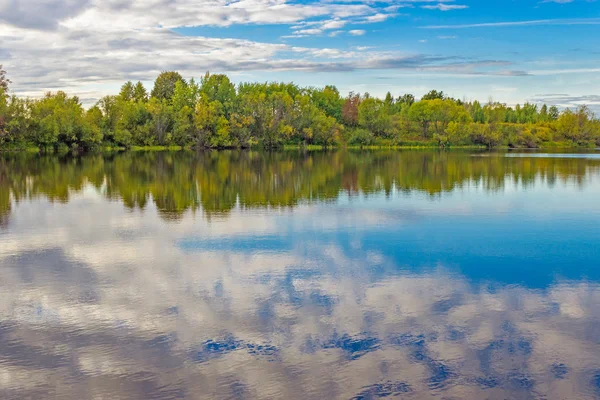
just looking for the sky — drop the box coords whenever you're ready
[0,0,599,110]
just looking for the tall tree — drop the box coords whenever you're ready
[151,71,185,102]
[421,90,445,101]
[200,73,235,116]
[118,81,135,101]
[397,94,415,107]
[133,82,148,103]
[341,92,360,127]
[548,106,560,121]
[0,65,10,93]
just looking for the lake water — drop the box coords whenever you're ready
[1,150,600,399]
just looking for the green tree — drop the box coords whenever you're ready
[470,100,485,123]
[151,71,185,102]
[133,82,148,103]
[118,81,135,101]
[422,90,445,101]
[483,102,507,124]
[408,101,433,138]
[147,98,172,145]
[548,105,560,121]
[358,97,393,137]
[29,91,100,149]
[194,97,230,148]
[200,73,235,116]
[555,106,595,145]
[397,94,415,107]
[0,65,9,93]
[539,104,549,122]
[428,99,471,135]
[310,85,343,121]
[293,94,341,145]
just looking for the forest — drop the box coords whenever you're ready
[1,65,599,150]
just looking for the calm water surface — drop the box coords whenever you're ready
[1,150,600,399]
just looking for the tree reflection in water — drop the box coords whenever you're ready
[0,150,599,399]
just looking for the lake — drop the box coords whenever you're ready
[1,150,600,399]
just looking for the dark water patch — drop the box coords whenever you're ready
[227,381,249,400]
[388,333,456,390]
[426,361,456,390]
[322,334,381,360]
[550,363,568,379]
[593,371,600,393]
[389,333,427,348]
[431,294,462,314]
[245,343,279,361]
[192,337,280,363]
[144,334,176,352]
[309,291,337,313]
[5,249,98,303]
[501,320,517,334]
[192,337,242,363]
[0,338,71,369]
[166,306,179,315]
[350,381,412,399]
[446,328,466,341]
[507,373,535,390]
[507,338,533,356]
[473,376,500,389]
[257,301,275,324]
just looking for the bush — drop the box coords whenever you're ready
[348,128,375,146]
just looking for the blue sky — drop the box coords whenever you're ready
[0,0,599,109]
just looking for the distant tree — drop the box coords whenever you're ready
[520,102,538,124]
[133,82,148,103]
[548,105,560,121]
[555,105,595,144]
[470,100,485,123]
[0,65,9,93]
[421,90,445,101]
[384,92,394,106]
[358,97,392,137]
[483,102,508,124]
[147,98,173,145]
[428,99,471,134]
[539,104,549,122]
[29,91,100,149]
[118,81,135,101]
[341,92,360,127]
[408,101,433,138]
[151,71,185,102]
[397,94,415,107]
[200,73,235,116]
[310,85,343,121]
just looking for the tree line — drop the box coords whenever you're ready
[1,66,599,150]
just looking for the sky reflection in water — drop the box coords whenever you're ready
[0,150,599,399]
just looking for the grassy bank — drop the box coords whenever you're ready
[1,141,598,153]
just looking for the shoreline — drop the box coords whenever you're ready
[1,143,598,153]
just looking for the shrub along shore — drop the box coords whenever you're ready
[1,67,599,152]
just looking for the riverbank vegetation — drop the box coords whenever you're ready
[1,66,599,151]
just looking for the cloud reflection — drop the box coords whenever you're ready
[0,151,599,399]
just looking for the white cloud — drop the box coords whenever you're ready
[421,3,468,11]
[422,17,600,29]
[0,0,564,104]
[348,29,366,36]
[2,180,600,399]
